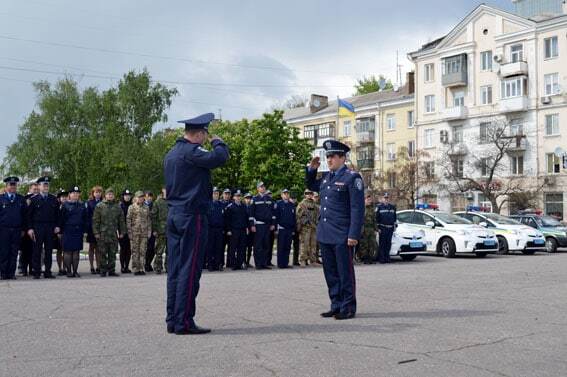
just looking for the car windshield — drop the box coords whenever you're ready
[482,213,521,225]
[434,213,471,224]
[537,216,562,227]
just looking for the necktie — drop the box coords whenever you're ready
[8,194,13,201]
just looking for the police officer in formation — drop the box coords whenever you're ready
[27,176,60,279]
[19,182,38,276]
[224,190,249,270]
[243,192,254,267]
[306,140,365,320]
[220,188,232,267]
[59,186,88,277]
[249,182,276,270]
[275,189,296,269]
[0,177,26,280]
[164,113,229,335]
[375,192,397,264]
[206,187,225,271]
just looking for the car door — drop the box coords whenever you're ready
[412,212,437,252]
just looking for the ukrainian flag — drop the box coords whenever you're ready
[338,98,355,117]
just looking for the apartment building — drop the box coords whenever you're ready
[408,2,567,218]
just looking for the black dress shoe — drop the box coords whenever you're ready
[95,268,100,273]
[58,270,66,276]
[320,310,339,318]
[44,274,56,279]
[90,268,96,274]
[175,326,211,335]
[74,272,81,278]
[124,269,132,273]
[108,271,119,277]
[334,312,356,320]
[167,326,175,334]
[67,273,74,278]
[33,275,40,279]
[100,272,107,277]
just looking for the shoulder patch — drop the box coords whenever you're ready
[354,178,363,191]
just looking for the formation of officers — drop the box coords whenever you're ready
[0,175,168,280]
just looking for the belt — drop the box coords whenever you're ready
[379,224,394,228]
[255,221,266,225]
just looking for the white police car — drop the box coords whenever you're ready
[396,209,499,257]
[454,211,546,255]
[383,223,428,261]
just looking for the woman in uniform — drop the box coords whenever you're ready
[60,186,88,277]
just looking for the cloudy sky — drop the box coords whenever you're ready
[0,0,514,158]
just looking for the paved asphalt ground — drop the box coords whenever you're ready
[1,251,567,377]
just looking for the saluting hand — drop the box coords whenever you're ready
[309,156,321,170]
[209,135,223,143]
[347,238,358,247]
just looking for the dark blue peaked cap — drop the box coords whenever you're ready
[178,113,215,131]
[3,176,19,184]
[323,139,350,155]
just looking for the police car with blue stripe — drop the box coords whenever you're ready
[396,205,499,258]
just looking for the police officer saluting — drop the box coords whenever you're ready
[375,192,397,264]
[164,113,229,335]
[27,176,60,279]
[306,140,365,320]
[0,177,26,280]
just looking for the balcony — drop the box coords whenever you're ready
[499,96,529,113]
[447,143,468,156]
[499,61,528,78]
[357,159,374,170]
[506,135,528,155]
[442,106,468,120]
[442,54,468,87]
[356,131,375,144]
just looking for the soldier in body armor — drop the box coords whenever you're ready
[296,189,319,266]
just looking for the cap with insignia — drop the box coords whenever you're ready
[69,186,81,193]
[323,139,350,156]
[105,187,115,194]
[266,190,272,195]
[244,192,252,198]
[3,176,19,185]
[122,189,131,196]
[57,189,68,198]
[213,187,220,193]
[233,190,242,196]
[177,113,215,132]
[281,189,290,194]
[134,190,145,198]
[256,181,265,188]
[304,189,313,194]
[37,176,51,184]
[223,188,231,194]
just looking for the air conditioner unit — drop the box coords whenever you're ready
[493,54,503,63]
[541,96,552,105]
[440,130,449,144]
[544,176,557,186]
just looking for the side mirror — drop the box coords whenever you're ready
[425,221,435,228]
[479,222,488,228]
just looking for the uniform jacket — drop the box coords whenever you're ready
[92,200,126,241]
[59,200,88,233]
[151,197,169,235]
[208,200,225,228]
[249,194,275,226]
[26,193,60,228]
[224,201,249,230]
[0,192,26,228]
[296,198,319,230]
[375,203,397,226]
[275,199,296,230]
[127,203,151,237]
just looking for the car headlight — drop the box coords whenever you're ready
[419,230,426,237]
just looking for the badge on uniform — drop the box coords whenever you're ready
[355,178,363,191]
[198,146,209,152]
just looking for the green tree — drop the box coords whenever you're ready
[353,75,393,95]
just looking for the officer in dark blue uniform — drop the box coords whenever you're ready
[26,176,60,279]
[59,186,88,277]
[306,140,365,320]
[266,190,276,266]
[243,192,254,268]
[224,190,249,270]
[275,189,296,269]
[249,182,276,270]
[206,187,225,272]
[19,183,39,276]
[375,192,397,264]
[0,177,26,280]
[164,113,229,335]
[220,188,232,268]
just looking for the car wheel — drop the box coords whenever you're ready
[497,236,509,255]
[400,255,417,262]
[545,237,558,253]
[440,238,456,258]
[521,250,536,255]
[475,252,488,258]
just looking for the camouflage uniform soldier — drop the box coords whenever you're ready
[357,193,377,264]
[151,188,168,274]
[127,191,151,275]
[296,189,319,266]
[92,188,126,277]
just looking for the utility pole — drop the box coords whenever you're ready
[218,108,222,121]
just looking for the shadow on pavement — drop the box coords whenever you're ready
[211,322,417,336]
[356,309,499,319]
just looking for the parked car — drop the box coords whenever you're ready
[396,209,498,258]
[509,212,567,253]
[454,211,546,254]
[384,223,428,261]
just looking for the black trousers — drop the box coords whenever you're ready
[119,234,131,270]
[0,227,21,279]
[145,234,156,269]
[32,223,55,276]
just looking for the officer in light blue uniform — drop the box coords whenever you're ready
[375,192,397,264]
[224,190,249,270]
[0,177,26,280]
[164,113,229,335]
[306,140,365,320]
[249,182,276,270]
[206,187,225,272]
[275,189,296,269]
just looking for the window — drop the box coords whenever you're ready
[544,36,559,59]
[424,161,435,179]
[318,123,334,138]
[444,55,463,74]
[511,155,524,175]
[424,63,434,82]
[480,158,491,177]
[343,120,351,137]
[397,212,412,223]
[407,111,414,128]
[453,91,465,107]
[480,85,493,105]
[479,122,490,144]
[425,95,435,113]
[304,125,315,139]
[387,143,396,160]
[510,119,524,136]
[452,159,464,178]
[424,128,434,148]
[510,44,523,63]
[481,51,493,71]
[387,114,396,131]
[388,172,397,188]
[452,125,463,143]
[545,114,559,136]
[501,77,526,99]
[357,146,374,161]
[356,118,375,132]
[544,73,560,96]
[547,153,561,174]
[545,193,563,220]
[408,140,415,158]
